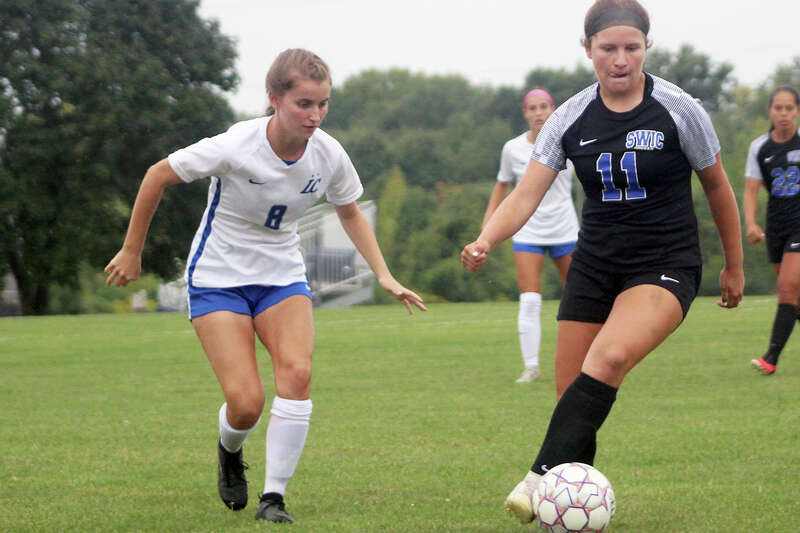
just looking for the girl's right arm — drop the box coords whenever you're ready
[104,159,183,287]
[743,178,765,244]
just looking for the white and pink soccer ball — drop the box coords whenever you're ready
[533,462,616,533]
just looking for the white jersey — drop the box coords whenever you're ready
[497,132,579,244]
[168,116,363,288]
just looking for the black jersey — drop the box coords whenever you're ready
[531,74,720,272]
[745,129,800,238]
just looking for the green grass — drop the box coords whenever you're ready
[1,296,798,532]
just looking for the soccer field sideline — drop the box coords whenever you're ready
[1,296,798,532]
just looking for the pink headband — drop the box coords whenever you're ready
[523,89,554,107]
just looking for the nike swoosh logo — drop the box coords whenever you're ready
[660,274,680,283]
[541,464,549,472]
[791,243,800,248]
[579,138,598,146]
[764,155,776,163]
[249,178,266,185]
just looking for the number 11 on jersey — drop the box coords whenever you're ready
[596,152,646,202]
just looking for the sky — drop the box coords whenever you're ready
[198,0,799,115]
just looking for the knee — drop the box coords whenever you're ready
[226,387,265,428]
[589,344,632,379]
[776,280,800,303]
[278,359,312,392]
[286,360,312,388]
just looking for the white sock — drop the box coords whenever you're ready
[219,402,260,453]
[518,292,542,368]
[264,396,312,496]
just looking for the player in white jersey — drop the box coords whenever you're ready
[483,88,579,383]
[105,49,425,523]
[462,1,743,524]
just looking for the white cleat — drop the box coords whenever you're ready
[504,470,541,524]
[515,366,540,383]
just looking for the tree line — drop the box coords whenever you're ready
[1,0,799,313]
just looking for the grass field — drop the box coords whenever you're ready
[1,296,798,532]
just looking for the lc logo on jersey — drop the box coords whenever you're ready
[625,129,664,151]
[300,173,322,194]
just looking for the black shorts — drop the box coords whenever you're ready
[557,259,702,324]
[766,230,800,264]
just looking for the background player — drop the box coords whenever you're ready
[482,88,579,383]
[744,85,800,375]
[105,48,425,523]
[461,0,743,523]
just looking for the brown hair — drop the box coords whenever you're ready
[581,0,651,49]
[265,49,331,116]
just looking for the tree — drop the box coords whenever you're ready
[330,126,392,192]
[645,44,734,111]
[375,166,409,262]
[389,129,453,189]
[397,182,517,302]
[0,0,237,314]
[486,86,529,135]
[768,56,800,89]
[524,64,598,107]
[325,68,523,191]
[439,112,512,184]
[326,69,474,133]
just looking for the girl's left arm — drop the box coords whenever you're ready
[696,154,745,309]
[334,202,426,314]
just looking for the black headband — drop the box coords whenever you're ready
[586,7,649,38]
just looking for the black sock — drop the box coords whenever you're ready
[764,303,797,365]
[531,372,617,475]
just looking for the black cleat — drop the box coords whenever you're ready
[254,492,295,523]
[217,440,248,510]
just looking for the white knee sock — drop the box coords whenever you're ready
[518,292,542,368]
[264,396,312,496]
[219,402,260,453]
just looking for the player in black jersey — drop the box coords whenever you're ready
[461,0,744,524]
[744,86,800,375]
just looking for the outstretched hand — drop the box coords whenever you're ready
[379,276,427,314]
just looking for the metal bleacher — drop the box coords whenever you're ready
[298,201,376,308]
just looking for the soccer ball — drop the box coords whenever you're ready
[533,462,615,532]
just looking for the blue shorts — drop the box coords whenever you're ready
[188,282,312,320]
[512,241,576,259]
